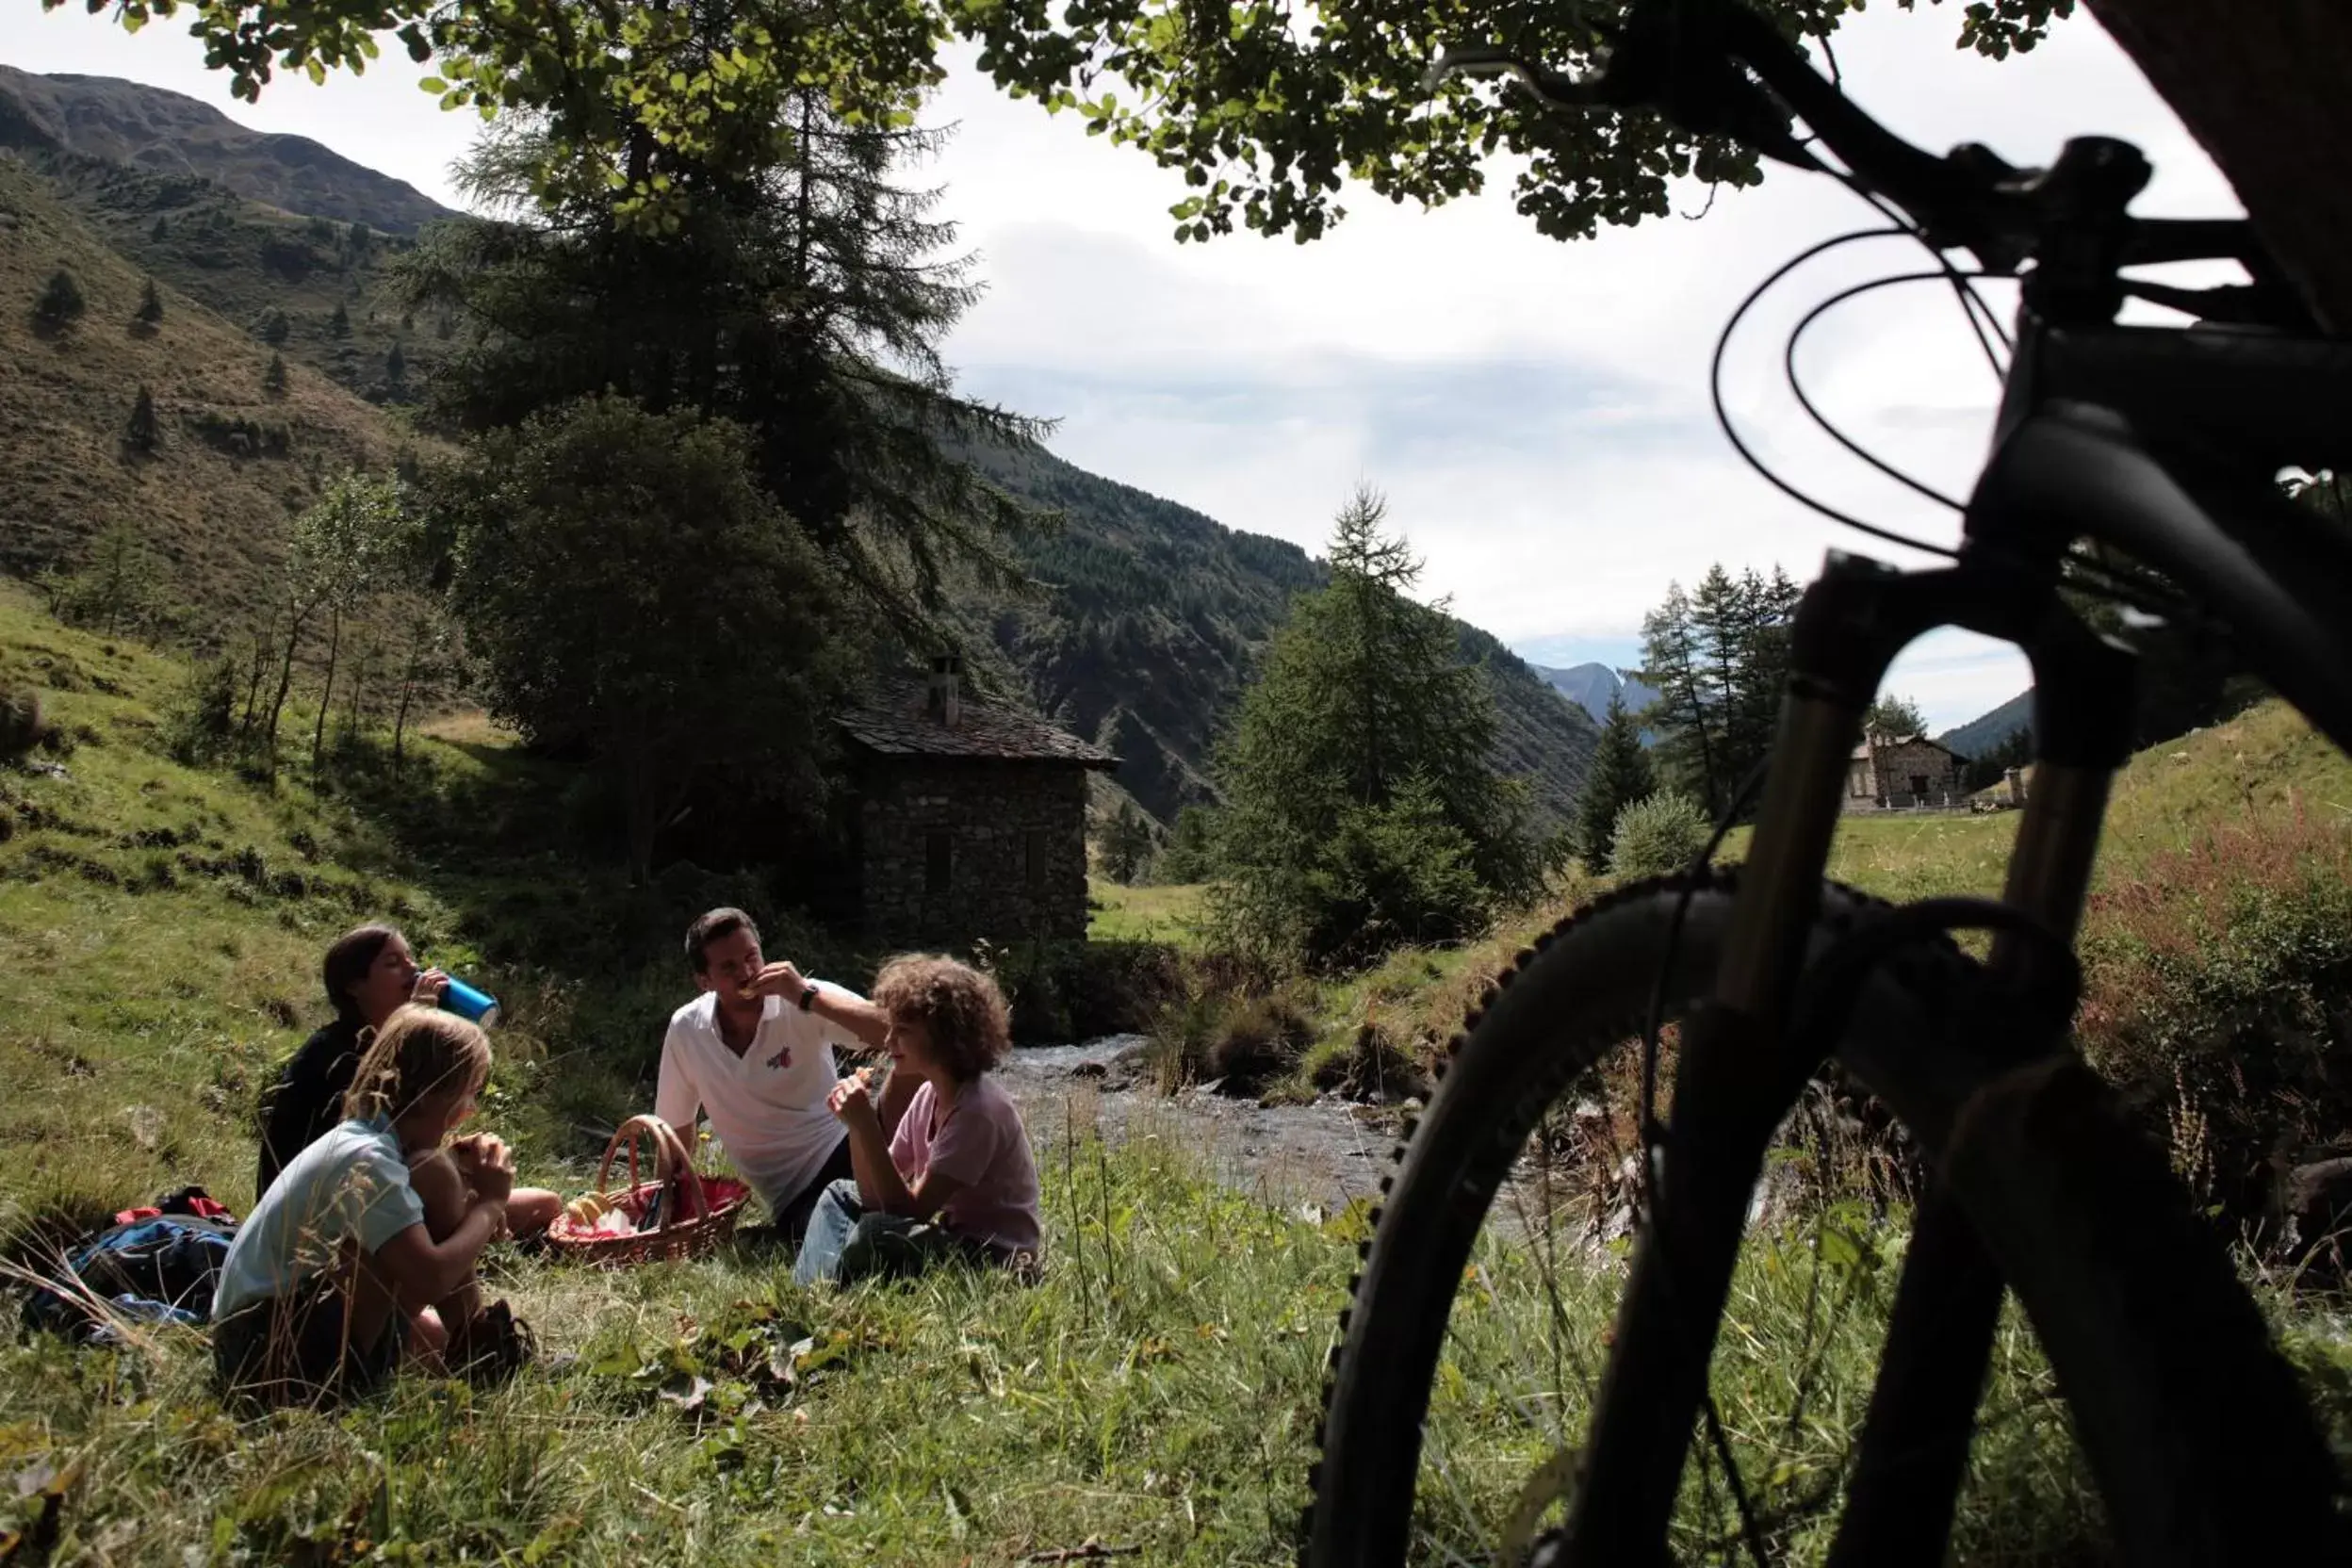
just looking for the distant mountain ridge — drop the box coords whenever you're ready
[0,66,453,234]
[1532,661,1660,725]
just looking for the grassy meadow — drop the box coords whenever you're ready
[7,587,2352,1561]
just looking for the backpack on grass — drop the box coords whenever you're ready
[19,1190,238,1345]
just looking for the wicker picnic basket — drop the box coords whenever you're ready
[546,1115,751,1266]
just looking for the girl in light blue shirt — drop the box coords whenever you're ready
[213,1006,520,1406]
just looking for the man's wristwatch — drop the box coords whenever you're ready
[798,983,820,1012]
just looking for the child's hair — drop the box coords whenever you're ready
[323,923,403,1023]
[341,1004,491,1124]
[871,955,1012,1080]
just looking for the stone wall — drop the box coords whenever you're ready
[857,759,1092,944]
[1854,738,1967,810]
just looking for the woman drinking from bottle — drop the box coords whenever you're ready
[254,923,560,1236]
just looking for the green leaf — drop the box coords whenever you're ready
[1819,1227,1863,1272]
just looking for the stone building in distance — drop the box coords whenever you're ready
[838,656,1119,944]
[1844,729,1969,812]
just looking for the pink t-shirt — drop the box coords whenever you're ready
[889,1075,1041,1257]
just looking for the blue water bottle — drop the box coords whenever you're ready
[439,975,501,1028]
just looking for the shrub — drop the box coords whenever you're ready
[1608,791,1713,881]
[32,268,86,330]
[1204,986,1317,1092]
[188,411,291,458]
[0,685,49,764]
[161,658,240,765]
[125,385,160,453]
[979,938,1185,1044]
[1142,977,1318,1095]
[2076,799,2352,1233]
[1310,1018,1429,1102]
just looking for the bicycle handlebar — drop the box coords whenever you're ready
[1431,0,2300,320]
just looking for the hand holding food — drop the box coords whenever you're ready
[825,1070,875,1127]
[469,1135,516,1204]
[738,958,809,1003]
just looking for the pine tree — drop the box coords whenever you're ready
[1211,488,1539,966]
[263,352,289,397]
[1865,693,1929,737]
[125,385,160,454]
[1637,582,1723,812]
[258,308,291,346]
[150,215,170,242]
[1100,801,1155,884]
[329,302,351,338]
[385,341,407,383]
[400,36,1047,640]
[136,277,163,325]
[33,268,86,328]
[1640,566,1801,817]
[1155,805,1217,883]
[1575,695,1656,871]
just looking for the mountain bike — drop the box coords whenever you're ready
[1303,2,2352,1562]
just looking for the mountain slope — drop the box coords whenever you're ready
[0,67,452,234]
[966,442,1598,830]
[0,155,413,628]
[1938,689,2034,760]
[20,142,440,406]
[0,109,1596,836]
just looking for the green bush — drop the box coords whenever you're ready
[1142,976,1316,1093]
[979,938,1186,1044]
[160,658,239,765]
[2077,804,2352,1232]
[1217,775,1499,970]
[32,268,85,329]
[1609,791,1713,881]
[0,685,50,765]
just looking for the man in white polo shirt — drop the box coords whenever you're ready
[654,907,916,1245]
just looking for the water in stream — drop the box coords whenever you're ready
[997,1035,1402,1216]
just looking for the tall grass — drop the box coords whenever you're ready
[0,1138,1348,1565]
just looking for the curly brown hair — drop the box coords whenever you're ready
[342,1004,491,1125]
[872,955,1012,1081]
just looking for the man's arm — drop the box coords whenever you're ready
[654,1028,700,1133]
[747,961,888,1051]
[808,984,888,1050]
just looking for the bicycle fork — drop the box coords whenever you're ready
[1562,550,2138,1566]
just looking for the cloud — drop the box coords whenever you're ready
[10,2,2237,728]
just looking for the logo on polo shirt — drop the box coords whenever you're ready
[765,1046,792,1071]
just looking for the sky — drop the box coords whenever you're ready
[3,5,2241,732]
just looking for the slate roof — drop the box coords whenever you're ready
[837,678,1119,768]
[1851,731,1968,762]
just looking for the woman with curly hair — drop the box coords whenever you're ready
[793,955,1041,1286]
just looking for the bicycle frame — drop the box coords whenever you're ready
[1560,300,2352,1562]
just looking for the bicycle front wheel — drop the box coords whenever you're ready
[1305,874,2339,1566]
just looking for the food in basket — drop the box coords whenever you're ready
[564,1192,613,1226]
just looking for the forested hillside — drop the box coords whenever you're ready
[965,440,1598,828]
[1,69,1597,844]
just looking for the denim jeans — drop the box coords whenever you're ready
[791,1180,988,1287]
